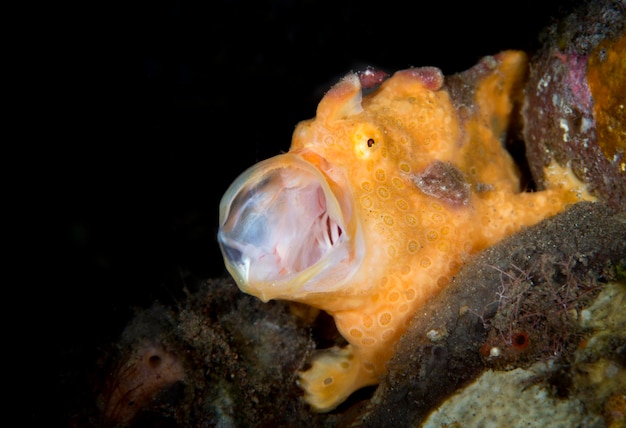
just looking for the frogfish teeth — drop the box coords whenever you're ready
[217,50,595,412]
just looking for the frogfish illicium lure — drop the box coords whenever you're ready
[217,51,594,412]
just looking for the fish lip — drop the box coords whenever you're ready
[218,152,363,302]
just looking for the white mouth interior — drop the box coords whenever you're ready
[218,154,348,288]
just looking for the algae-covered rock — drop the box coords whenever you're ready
[523,0,626,211]
[96,278,320,427]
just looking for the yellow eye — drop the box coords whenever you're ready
[352,124,382,159]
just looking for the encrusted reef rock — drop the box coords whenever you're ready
[523,0,626,211]
[98,305,187,426]
[95,279,320,427]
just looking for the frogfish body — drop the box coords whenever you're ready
[218,51,593,412]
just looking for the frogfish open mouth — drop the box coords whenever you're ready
[218,51,595,412]
[218,152,364,303]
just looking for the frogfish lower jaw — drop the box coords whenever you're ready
[218,152,363,303]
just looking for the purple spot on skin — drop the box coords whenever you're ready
[414,161,470,206]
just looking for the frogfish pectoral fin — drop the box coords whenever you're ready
[218,153,363,302]
[297,345,378,412]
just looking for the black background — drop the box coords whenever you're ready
[27,0,579,423]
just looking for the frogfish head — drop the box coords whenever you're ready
[218,74,369,304]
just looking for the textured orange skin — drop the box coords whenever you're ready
[242,51,592,411]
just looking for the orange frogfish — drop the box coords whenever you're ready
[217,51,594,412]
